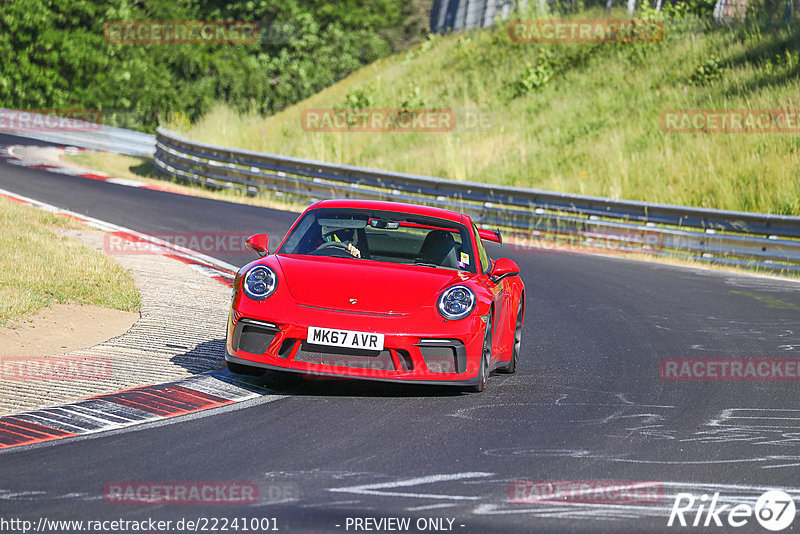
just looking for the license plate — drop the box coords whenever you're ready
[307,326,384,351]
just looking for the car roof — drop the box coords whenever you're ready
[309,199,467,225]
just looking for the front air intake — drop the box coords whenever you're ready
[232,319,279,355]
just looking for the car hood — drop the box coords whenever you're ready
[275,254,471,315]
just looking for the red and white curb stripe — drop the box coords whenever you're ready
[0,371,279,450]
[0,145,180,193]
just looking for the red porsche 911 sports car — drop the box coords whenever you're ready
[225,199,525,392]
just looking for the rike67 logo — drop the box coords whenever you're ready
[668,490,796,531]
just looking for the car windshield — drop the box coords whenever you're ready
[277,208,477,273]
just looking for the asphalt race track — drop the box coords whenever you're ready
[2,133,800,533]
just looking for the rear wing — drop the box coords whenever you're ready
[477,228,502,244]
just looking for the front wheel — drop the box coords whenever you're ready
[468,318,492,393]
[498,299,523,374]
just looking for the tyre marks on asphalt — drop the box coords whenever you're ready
[0,371,274,451]
[328,472,494,501]
[470,481,800,522]
[322,472,800,524]
[254,469,800,524]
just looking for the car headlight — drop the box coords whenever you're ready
[242,266,277,300]
[437,285,476,320]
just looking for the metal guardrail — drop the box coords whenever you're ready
[154,127,800,273]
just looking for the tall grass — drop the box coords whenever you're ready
[172,7,800,215]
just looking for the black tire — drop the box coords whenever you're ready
[468,318,492,392]
[498,299,523,374]
[226,361,265,377]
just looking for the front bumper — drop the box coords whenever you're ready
[225,298,486,385]
[225,353,482,386]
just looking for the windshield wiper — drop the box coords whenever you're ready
[414,262,439,268]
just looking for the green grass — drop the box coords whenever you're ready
[0,196,140,325]
[170,6,800,216]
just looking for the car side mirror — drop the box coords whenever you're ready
[246,234,269,257]
[490,257,519,282]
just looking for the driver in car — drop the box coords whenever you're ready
[321,227,362,258]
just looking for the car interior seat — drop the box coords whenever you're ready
[417,229,459,268]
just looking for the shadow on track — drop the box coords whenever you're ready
[171,340,479,397]
[258,370,467,398]
[170,338,227,374]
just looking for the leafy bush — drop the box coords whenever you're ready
[0,0,430,132]
[342,87,375,110]
[399,83,427,110]
[688,54,724,84]
[514,49,556,96]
